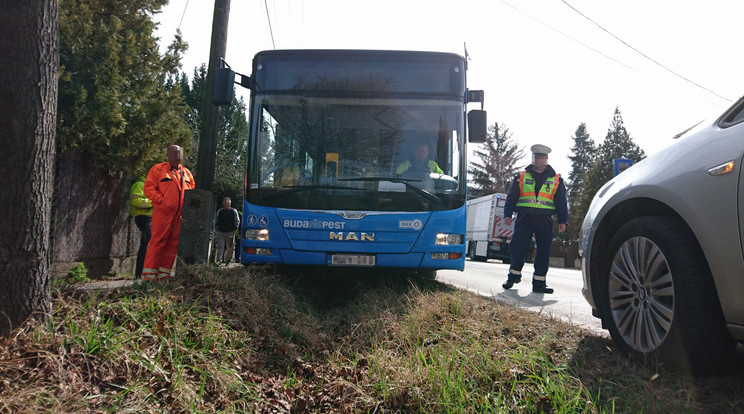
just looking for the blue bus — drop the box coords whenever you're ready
[215,49,486,272]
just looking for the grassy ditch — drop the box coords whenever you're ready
[1,264,743,413]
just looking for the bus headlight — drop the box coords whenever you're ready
[435,233,463,245]
[244,229,270,241]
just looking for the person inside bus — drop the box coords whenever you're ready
[395,141,443,176]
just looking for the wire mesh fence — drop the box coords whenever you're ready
[51,151,140,277]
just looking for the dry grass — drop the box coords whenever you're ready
[1,264,743,413]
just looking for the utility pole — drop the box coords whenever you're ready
[180,0,231,264]
[196,0,231,189]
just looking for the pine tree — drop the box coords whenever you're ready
[588,107,645,188]
[57,0,191,176]
[575,108,646,233]
[468,122,525,198]
[566,123,596,240]
[567,123,596,199]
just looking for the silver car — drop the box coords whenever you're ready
[579,96,744,373]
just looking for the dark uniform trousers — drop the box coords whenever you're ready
[509,214,554,277]
[134,215,152,277]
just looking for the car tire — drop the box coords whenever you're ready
[467,243,477,261]
[598,216,735,374]
[467,243,487,262]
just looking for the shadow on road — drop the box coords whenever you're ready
[493,288,558,307]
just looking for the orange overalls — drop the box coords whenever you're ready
[142,162,195,280]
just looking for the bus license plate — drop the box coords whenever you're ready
[327,254,376,266]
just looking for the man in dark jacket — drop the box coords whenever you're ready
[502,144,568,294]
[215,197,240,264]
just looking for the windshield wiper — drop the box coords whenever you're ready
[262,184,364,200]
[340,176,440,204]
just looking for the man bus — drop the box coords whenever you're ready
[214,49,486,272]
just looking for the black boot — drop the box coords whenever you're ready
[502,273,522,289]
[532,280,554,294]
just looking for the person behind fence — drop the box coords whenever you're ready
[129,175,152,278]
[215,196,239,264]
[501,144,568,294]
[141,145,195,281]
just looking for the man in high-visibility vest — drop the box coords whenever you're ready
[142,145,195,281]
[129,176,152,277]
[395,141,443,176]
[502,144,568,294]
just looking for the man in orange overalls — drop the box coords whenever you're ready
[142,145,195,280]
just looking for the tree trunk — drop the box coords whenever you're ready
[0,0,59,336]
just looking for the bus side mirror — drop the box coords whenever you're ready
[468,110,487,143]
[212,68,235,106]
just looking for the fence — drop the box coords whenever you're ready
[51,151,139,278]
[550,240,580,269]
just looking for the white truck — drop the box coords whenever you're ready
[465,193,534,263]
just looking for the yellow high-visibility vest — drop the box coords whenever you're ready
[516,171,559,210]
[395,160,443,175]
[129,179,153,217]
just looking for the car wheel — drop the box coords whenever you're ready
[599,216,734,373]
[467,243,477,260]
[467,243,487,261]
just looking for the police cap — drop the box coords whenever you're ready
[530,144,551,156]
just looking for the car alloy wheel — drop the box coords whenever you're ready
[601,216,735,373]
[609,235,673,353]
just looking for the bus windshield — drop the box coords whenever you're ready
[246,51,467,212]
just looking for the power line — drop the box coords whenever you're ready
[177,0,189,30]
[559,0,732,103]
[263,0,276,49]
[498,0,637,72]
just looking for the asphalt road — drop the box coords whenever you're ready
[437,259,606,335]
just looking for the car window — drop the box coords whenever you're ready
[718,99,744,128]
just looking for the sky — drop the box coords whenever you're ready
[154,0,744,176]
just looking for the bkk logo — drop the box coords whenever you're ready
[399,219,423,230]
